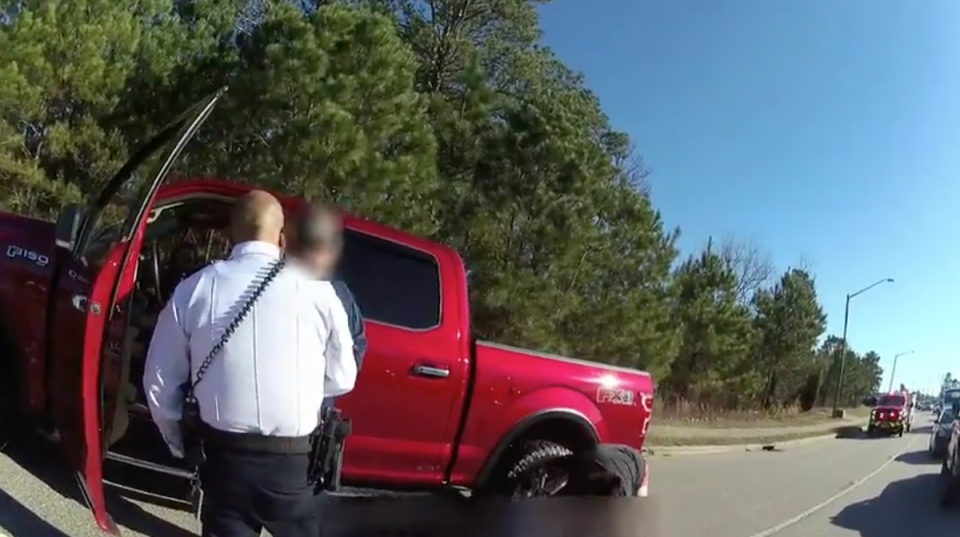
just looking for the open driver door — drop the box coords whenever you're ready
[46,88,226,534]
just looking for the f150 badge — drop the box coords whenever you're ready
[6,245,49,267]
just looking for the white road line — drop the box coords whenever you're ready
[745,435,919,537]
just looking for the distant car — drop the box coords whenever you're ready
[930,408,955,457]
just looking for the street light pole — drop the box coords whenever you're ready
[831,277,895,417]
[887,351,915,392]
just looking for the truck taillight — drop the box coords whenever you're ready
[640,393,653,436]
[640,393,654,413]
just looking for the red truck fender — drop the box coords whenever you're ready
[470,387,607,491]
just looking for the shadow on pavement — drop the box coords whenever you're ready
[835,426,865,439]
[831,472,952,536]
[910,426,933,435]
[4,438,195,537]
[843,430,909,441]
[895,449,940,466]
[0,487,70,537]
[319,495,659,537]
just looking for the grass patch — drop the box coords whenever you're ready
[654,398,872,429]
[646,424,864,447]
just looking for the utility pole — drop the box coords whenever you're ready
[831,277,895,417]
[886,351,914,392]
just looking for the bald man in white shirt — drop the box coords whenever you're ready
[143,190,357,537]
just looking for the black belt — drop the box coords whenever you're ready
[201,423,315,455]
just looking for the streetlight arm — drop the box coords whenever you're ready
[849,278,894,300]
[887,350,915,392]
[831,276,895,415]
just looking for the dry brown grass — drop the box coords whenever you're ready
[653,397,871,429]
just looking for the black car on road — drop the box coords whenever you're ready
[939,400,960,508]
[930,408,955,457]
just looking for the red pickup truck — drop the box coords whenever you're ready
[0,89,654,534]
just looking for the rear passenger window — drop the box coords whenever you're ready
[338,230,441,329]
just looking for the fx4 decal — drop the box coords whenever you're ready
[597,387,636,406]
[6,245,49,267]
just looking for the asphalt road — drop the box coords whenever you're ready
[652,413,956,537]
[0,414,953,537]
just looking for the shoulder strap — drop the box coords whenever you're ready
[186,258,286,398]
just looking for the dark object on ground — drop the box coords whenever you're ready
[835,425,864,439]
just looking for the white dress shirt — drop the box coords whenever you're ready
[143,241,357,457]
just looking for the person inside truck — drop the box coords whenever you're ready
[286,202,367,411]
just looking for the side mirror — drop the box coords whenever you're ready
[55,204,83,250]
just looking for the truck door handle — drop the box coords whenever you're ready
[411,364,450,379]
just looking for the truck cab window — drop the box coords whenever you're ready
[339,230,441,330]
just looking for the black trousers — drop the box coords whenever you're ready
[199,446,318,537]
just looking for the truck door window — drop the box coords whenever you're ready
[339,230,441,330]
[79,143,174,269]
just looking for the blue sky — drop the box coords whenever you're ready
[539,0,960,394]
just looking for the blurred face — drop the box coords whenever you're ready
[301,244,342,279]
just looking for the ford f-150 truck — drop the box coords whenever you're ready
[0,89,654,534]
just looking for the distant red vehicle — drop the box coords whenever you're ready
[0,89,654,534]
[867,392,910,437]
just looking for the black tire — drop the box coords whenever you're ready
[940,459,959,509]
[503,440,574,499]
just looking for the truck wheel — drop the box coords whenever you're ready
[503,440,574,499]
